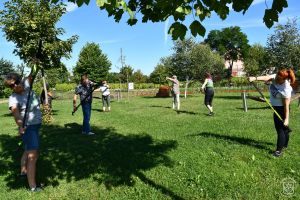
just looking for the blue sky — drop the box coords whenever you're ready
[0,0,299,75]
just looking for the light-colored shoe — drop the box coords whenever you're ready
[86,132,95,135]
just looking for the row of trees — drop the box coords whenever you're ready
[1,0,299,96]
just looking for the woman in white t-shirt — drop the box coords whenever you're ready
[99,80,111,112]
[249,69,296,157]
[4,73,42,191]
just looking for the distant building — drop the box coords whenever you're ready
[225,60,245,77]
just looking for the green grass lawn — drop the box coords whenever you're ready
[0,93,299,199]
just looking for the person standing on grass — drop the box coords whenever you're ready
[201,72,215,116]
[166,75,180,110]
[4,73,43,192]
[73,74,95,135]
[99,80,111,112]
[249,68,296,157]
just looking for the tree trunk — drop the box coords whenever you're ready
[184,76,191,99]
[41,69,48,105]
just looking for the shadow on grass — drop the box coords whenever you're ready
[236,106,270,110]
[213,95,242,100]
[0,123,181,199]
[149,105,172,109]
[1,113,12,117]
[176,110,197,115]
[187,132,273,151]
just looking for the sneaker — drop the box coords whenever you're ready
[208,112,214,116]
[86,132,95,135]
[273,150,282,157]
[31,186,43,192]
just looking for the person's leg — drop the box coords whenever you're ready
[102,96,106,111]
[22,124,41,189]
[204,94,212,114]
[284,131,290,148]
[26,150,39,189]
[176,94,180,110]
[107,96,111,111]
[82,103,90,133]
[209,90,214,113]
[273,107,285,153]
[21,151,28,175]
[172,94,176,109]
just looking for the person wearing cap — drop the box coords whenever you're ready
[166,75,180,110]
[4,72,43,192]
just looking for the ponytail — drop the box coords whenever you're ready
[287,69,296,84]
[288,69,298,90]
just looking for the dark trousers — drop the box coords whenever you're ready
[204,88,214,106]
[273,106,290,151]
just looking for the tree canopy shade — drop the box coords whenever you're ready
[73,42,112,82]
[0,0,78,72]
[51,0,289,40]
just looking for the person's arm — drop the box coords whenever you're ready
[283,97,290,126]
[73,94,77,111]
[166,77,175,82]
[248,75,274,82]
[201,79,208,90]
[10,105,25,134]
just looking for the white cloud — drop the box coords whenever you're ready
[65,2,78,12]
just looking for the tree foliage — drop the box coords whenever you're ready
[119,65,134,82]
[51,0,288,40]
[40,64,70,87]
[190,44,225,81]
[0,0,78,71]
[243,44,268,76]
[204,26,250,77]
[169,38,195,81]
[132,69,148,83]
[0,58,16,97]
[149,60,170,84]
[266,18,300,70]
[73,42,112,83]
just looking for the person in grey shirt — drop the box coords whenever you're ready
[166,75,180,110]
[73,74,95,135]
[4,72,42,192]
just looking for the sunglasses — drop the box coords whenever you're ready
[8,79,20,89]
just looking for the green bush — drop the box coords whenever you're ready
[55,83,76,92]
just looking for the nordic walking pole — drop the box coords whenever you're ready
[250,81,292,133]
[72,84,100,115]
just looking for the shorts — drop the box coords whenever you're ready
[22,124,41,151]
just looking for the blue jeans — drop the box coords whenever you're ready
[81,102,91,133]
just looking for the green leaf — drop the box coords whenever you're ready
[263,9,278,28]
[272,0,288,13]
[168,22,187,40]
[189,20,205,37]
[96,0,108,7]
[175,6,184,13]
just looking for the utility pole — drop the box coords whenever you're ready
[120,48,130,102]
